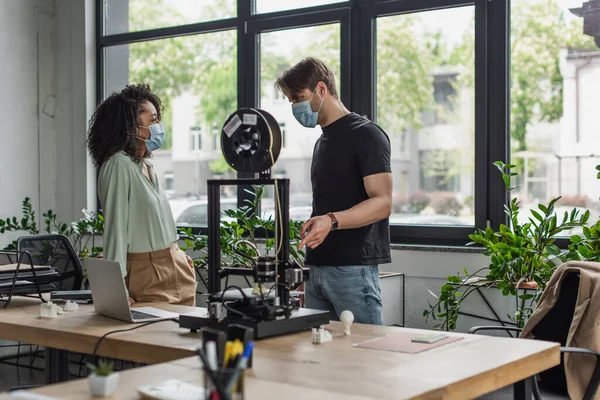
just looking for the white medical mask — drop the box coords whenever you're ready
[292,88,324,128]
[138,122,165,152]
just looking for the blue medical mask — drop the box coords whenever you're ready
[292,88,324,128]
[138,122,165,152]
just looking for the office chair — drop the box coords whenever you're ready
[469,272,600,400]
[17,234,84,291]
[4,235,85,388]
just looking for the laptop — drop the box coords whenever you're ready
[84,258,180,323]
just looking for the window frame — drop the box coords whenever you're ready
[357,0,505,245]
[96,0,511,245]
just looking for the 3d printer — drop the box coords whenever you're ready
[179,108,330,339]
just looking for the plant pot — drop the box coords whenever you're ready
[88,372,120,397]
[448,282,538,333]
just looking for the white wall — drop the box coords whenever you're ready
[382,247,487,329]
[0,0,95,249]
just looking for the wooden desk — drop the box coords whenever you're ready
[0,296,203,384]
[0,296,202,364]
[14,323,559,400]
[26,357,375,400]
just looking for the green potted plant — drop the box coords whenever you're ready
[424,161,590,331]
[0,198,104,257]
[563,166,600,262]
[0,197,74,250]
[87,359,119,397]
[180,185,305,290]
[71,209,104,258]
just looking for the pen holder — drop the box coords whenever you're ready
[202,327,227,367]
[203,366,246,400]
[227,324,254,368]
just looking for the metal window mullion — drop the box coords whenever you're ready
[486,0,510,231]
[474,0,488,231]
[237,0,258,212]
[99,18,239,46]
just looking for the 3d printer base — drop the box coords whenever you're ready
[179,307,331,339]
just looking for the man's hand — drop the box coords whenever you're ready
[128,297,135,306]
[298,215,332,250]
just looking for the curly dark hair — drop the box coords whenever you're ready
[87,83,164,168]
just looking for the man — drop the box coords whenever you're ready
[276,57,393,325]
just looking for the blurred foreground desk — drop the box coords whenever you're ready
[0,296,203,383]
[13,322,559,399]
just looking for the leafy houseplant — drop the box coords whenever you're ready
[71,209,104,258]
[564,166,600,262]
[181,185,306,289]
[0,197,74,251]
[424,161,590,331]
[0,197,104,257]
[87,359,119,397]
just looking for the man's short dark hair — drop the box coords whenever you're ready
[275,57,338,100]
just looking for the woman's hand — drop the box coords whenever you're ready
[186,254,194,269]
[128,297,135,306]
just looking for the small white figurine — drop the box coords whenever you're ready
[64,300,79,311]
[312,326,332,344]
[340,310,354,335]
[40,301,59,318]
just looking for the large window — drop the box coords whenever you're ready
[376,6,475,227]
[510,0,599,236]
[255,0,347,14]
[103,0,237,35]
[258,24,341,222]
[98,0,517,245]
[103,29,237,226]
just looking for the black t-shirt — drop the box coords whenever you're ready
[305,112,392,266]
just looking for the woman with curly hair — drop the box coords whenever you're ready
[87,83,196,306]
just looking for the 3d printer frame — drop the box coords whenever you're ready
[179,175,331,337]
[206,177,296,309]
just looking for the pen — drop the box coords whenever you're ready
[196,348,230,400]
[224,341,254,393]
[205,341,218,371]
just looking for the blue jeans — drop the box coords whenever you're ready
[305,265,384,325]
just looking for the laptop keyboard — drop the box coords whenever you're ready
[131,310,160,320]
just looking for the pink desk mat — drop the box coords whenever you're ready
[353,332,464,354]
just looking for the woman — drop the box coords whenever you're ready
[87,83,196,306]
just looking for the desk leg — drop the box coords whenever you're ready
[514,377,533,400]
[45,348,70,384]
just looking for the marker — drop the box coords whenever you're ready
[223,341,233,367]
[225,341,254,393]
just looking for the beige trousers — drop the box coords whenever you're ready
[126,243,196,306]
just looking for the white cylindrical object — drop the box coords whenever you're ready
[340,310,354,335]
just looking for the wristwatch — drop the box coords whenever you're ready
[327,212,339,231]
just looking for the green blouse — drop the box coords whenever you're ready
[98,152,178,279]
